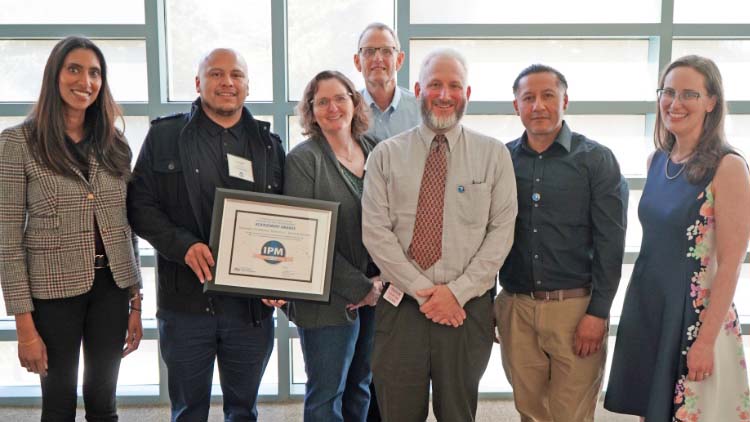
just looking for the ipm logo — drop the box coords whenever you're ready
[259,240,286,265]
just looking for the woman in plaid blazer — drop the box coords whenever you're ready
[0,36,142,421]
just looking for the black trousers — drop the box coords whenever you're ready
[32,268,130,422]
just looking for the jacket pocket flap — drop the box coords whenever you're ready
[26,215,59,230]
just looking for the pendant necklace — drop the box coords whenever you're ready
[664,151,689,180]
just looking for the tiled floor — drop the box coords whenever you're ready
[2,399,638,421]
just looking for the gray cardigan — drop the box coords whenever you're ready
[283,134,378,328]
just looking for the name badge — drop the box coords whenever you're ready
[227,154,254,183]
[383,283,404,307]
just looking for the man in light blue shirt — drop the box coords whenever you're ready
[354,23,420,140]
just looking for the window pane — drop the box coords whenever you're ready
[411,0,660,23]
[672,40,750,100]
[0,0,144,24]
[118,116,151,167]
[626,190,643,251]
[479,345,512,393]
[609,264,635,318]
[0,340,159,389]
[0,117,25,133]
[736,266,750,318]
[117,341,160,386]
[726,115,750,158]
[410,39,656,101]
[461,115,525,142]
[291,338,306,385]
[674,0,750,23]
[165,0,273,102]
[138,267,157,320]
[0,40,147,102]
[0,342,42,387]
[564,115,651,177]
[288,116,305,151]
[287,0,393,100]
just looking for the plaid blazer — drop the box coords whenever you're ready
[0,124,141,315]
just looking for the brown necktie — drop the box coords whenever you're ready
[408,134,448,270]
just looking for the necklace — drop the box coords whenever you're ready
[335,151,354,162]
[334,141,356,163]
[664,151,688,180]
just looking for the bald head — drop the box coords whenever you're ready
[198,48,248,76]
[195,48,249,127]
[418,48,468,87]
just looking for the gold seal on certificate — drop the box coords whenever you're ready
[205,188,339,302]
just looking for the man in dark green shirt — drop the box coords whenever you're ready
[496,64,628,422]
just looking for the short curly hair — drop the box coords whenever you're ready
[297,70,370,140]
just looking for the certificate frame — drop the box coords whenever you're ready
[204,188,338,303]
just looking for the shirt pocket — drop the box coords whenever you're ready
[152,158,185,208]
[456,182,492,227]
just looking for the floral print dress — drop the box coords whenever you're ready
[604,150,749,421]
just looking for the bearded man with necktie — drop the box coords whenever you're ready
[362,48,518,422]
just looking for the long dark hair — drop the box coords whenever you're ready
[24,36,131,179]
[655,55,735,183]
[297,70,369,140]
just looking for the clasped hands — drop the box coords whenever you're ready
[417,285,465,328]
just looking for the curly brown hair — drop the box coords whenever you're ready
[297,70,369,140]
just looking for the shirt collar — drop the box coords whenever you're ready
[520,120,572,154]
[417,122,462,152]
[198,109,244,139]
[363,86,403,113]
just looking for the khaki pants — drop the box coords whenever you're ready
[494,290,606,422]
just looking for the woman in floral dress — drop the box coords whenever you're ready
[604,55,750,421]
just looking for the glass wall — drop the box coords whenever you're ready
[0,0,748,402]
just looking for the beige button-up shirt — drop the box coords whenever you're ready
[362,123,518,307]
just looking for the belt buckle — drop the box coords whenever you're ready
[94,254,107,269]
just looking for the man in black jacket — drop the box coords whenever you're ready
[128,48,285,422]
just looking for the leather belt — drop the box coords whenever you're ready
[525,287,590,301]
[94,254,109,269]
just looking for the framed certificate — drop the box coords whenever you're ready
[204,188,339,303]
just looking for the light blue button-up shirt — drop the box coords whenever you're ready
[362,86,421,140]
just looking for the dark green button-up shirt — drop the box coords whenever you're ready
[499,121,628,318]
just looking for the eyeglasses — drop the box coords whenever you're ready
[657,88,702,103]
[358,46,398,58]
[310,93,352,108]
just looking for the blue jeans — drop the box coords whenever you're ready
[298,306,376,422]
[157,300,274,422]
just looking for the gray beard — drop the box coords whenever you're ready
[420,98,465,132]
